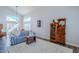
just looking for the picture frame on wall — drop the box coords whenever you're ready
[37,20,41,27]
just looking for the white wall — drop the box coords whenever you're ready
[25,6,79,47]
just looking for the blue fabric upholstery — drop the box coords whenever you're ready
[10,31,29,45]
[0,38,8,53]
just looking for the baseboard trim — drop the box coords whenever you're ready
[36,36,50,41]
[36,36,79,49]
[66,42,79,48]
[36,36,66,46]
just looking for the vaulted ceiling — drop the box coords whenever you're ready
[8,6,39,16]
[8,6,79,16]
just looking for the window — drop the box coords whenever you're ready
[7,16,18,22]
[23,17,31,31]
[7,16,19,32]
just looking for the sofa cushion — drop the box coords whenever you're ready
[18,31,29,37]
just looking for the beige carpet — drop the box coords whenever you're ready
[9,38,73,53]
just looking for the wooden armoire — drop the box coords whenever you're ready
[0,24,6,38]
[50,18,66,44]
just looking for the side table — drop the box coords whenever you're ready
[26,36,36,44]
